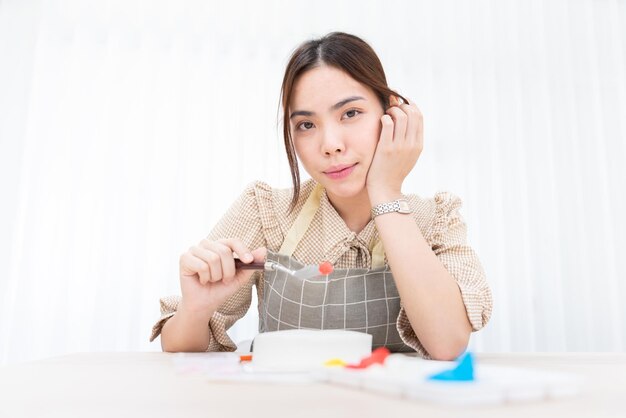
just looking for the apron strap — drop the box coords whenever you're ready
[370,239,386,269]
[279,182,386,268]
[279,183,324,256]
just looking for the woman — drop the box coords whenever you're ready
[150,32,492,360]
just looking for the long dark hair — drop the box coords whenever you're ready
[280,32,407,212]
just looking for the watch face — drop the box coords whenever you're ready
[398,200,411,213]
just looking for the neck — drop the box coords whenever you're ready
[326,188,372,234]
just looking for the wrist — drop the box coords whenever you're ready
[178,299,217,321]
[367,187,404,206]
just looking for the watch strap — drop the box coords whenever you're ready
[371,199,411,218]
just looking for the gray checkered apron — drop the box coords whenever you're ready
[259,184,414,352]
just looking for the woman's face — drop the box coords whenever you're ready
[289,65,384,200]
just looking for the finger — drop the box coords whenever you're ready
[180,251,210,284]
[379,114,394,145]
[206,238,254,280]
[198,237,213,249]
[385,105,407,143]
[217,238,253,263]
[222,273,236,286]
[390,94,410,109]
[190,245,223,283]
[199,238,239,280]
[213,238,253,281]
[250,246,267,263]
[231,246,268,287]
[399,100,421,144]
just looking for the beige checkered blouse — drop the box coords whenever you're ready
[150,178,493,358]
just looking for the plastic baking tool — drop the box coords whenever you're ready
[346,347,391,369]
[428,351,475,381]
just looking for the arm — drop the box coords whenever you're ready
[370,190,472,360]
[158,246,264,353]
[161,300,216,352]
[365,96,486,360]
[150,182,267,352]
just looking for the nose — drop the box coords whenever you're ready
[320,126,345,155]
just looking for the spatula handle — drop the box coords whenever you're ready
[234,259,265,270]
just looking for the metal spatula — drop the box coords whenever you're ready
[234,258,333,279]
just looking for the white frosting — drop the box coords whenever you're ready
[251,329,372,371]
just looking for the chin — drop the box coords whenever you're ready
[320,179,366,199]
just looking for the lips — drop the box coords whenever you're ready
[323,163,357,180]
[324,163,357,174]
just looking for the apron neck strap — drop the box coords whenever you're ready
[279,183,324,256]
[279,183,386,268]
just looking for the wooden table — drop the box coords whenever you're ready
[0,352,624,418]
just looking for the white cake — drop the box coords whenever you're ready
[251,329,372,371]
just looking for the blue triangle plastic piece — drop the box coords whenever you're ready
[428,351,475,382]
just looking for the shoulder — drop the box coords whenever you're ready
[240,179,318,249]
[242,178,317,215]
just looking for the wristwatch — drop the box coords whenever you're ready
[371,198,412,218]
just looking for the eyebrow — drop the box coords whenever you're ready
[289,96,366,119]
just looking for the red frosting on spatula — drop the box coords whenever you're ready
[318,261,334,276]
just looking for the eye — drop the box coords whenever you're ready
[297,121,314,131]
[343,109,361,119]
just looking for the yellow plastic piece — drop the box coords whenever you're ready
[324,358,347,367]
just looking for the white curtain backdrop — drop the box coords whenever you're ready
[1,0,624,365]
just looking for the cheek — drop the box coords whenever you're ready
[293,138,305,154]
[360,116,382,153]
[293,140,313,167]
